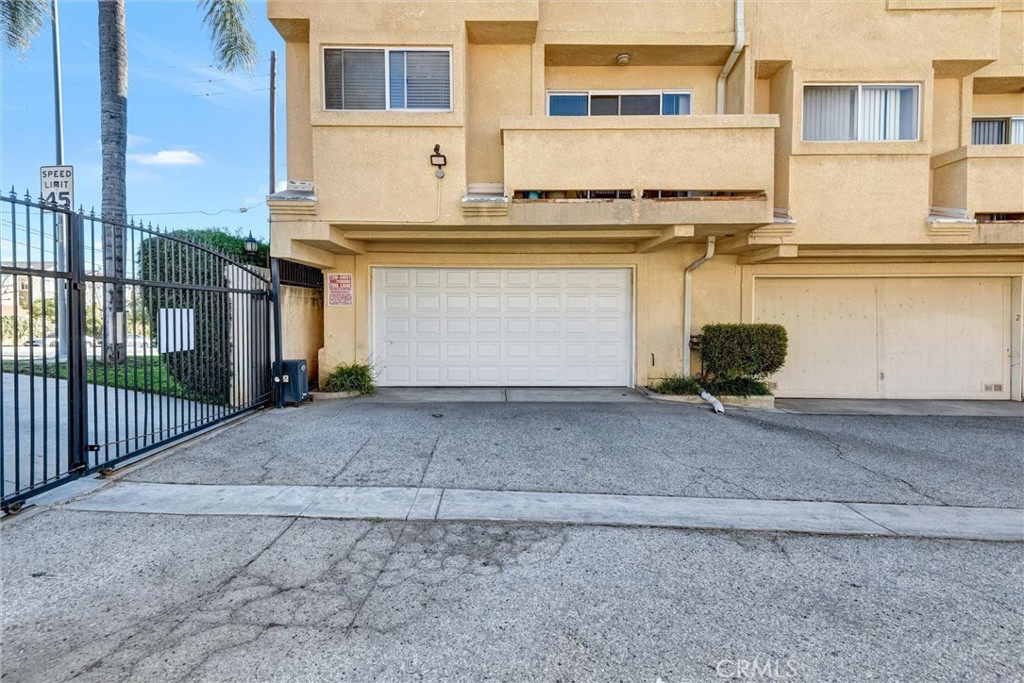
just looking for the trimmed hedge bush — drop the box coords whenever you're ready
[322,363,376,394]
[699,323,787,379]
[138,229,268,403]
[702,376,772,397]
[653,374,703,395]
[653,374,772,398]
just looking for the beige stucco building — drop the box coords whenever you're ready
[267,0,1024,400]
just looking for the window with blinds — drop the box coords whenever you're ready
[324,48,451,111]
[972,117,1024,145]
[803,84,919,141]
[548,91,691,117]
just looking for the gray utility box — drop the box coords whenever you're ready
[275,359,309,404]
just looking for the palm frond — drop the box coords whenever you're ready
[1,0,48,54]
[197,0,257,73]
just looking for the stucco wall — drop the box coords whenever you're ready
[281,284,323,383]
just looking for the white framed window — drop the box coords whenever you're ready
[323,47,452,111]
[548,90,692,117]
[803,84,920,141]
[972,117,1024,145]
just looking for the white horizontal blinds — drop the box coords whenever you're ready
[1010,118,1024,144]
[401,51,450,109]
[972,119,1005,144]
[861,86,917,141]
[803,86,856,141]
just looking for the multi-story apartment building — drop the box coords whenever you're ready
[267,0,1023,400]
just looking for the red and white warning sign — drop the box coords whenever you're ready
[327,273,353,307]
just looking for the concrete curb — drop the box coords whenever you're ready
[60,481,1024,543]
[637,385,775,410]
[310,390,364,400]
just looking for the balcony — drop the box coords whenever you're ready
[500,115,779,229]
[932,145,1024,217]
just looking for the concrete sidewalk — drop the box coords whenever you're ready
[355,387,649,403]
[776,397,1024,417]
[64,481,1024,542]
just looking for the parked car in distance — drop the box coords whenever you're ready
[124,335,150,350]
[29,336,98,350]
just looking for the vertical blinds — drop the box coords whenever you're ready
[803,86,856,141]
[803,85,919,141]
[324,48,450,111]
[972,118,1024,145]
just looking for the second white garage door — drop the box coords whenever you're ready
[372,268,633,387]
[754,277,1011,399]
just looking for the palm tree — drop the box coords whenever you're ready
[2,0,257,360]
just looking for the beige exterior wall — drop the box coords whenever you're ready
[280,285,323,382]
[269,0,1024,398]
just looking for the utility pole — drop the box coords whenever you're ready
[269,50,276,197]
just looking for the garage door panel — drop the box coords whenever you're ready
[877,279,1009,397]
[374,267,633,387]
[755,277,1009,399]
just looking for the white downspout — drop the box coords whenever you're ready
[683,236,716,378]
[716,0,745,115]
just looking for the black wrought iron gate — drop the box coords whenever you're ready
[1,191,274,511]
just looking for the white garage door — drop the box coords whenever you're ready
[754,277,1011,399]
[372,268,633,387]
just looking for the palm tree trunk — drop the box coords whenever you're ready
[98,0,126,362]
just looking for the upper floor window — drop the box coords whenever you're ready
[324,48,451,111]
[972,117,1024,145]
[803,84,919,142]
[548,91,691,117]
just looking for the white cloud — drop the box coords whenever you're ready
[128,150,203,166]
[127,133,153,150]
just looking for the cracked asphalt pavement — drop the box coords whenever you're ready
[123,399,1023,508]
[2,399,1021,681]
[2,509,1022,682]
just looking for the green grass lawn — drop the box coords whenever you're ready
[2,356,208,401]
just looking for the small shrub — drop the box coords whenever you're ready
[702,376,772,397]
[653,374,703,395]
[322,363,375,394]
[699,323,787,379]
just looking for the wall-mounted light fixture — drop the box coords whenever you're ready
[430,144,447,178]
[244,231,258,263]
[616,53,631,66]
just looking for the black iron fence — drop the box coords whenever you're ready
[1,191,275,511]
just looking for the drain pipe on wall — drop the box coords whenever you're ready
[683,236,725,415]
[716,0,746,115]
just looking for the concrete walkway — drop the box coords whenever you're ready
[358,387,649,403]
[64,481,1024,542]
[776,398,1024,417]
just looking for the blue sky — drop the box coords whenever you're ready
[1,0,286,242]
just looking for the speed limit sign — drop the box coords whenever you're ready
[40,165,74,209]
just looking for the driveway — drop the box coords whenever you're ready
[2,392,1022,682]
[121,394,1024,508]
